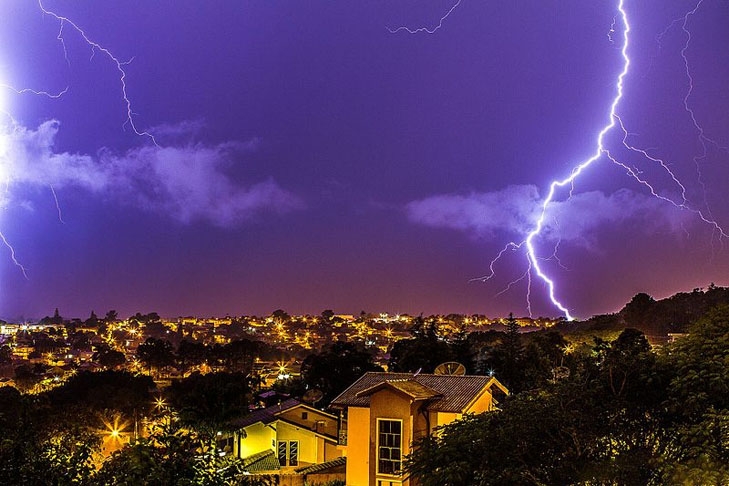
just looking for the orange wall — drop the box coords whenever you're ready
[369,389,416,486]
[465,387,494,414]
[345,406,371,486]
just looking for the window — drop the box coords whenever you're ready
[289,440,299,466]
[377,419,402,475]
[277,440,299,467]
[301,411,308,420]
[277,441,287,465]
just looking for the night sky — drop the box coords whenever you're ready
[1,0,728,321]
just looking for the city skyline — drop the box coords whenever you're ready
[1,0,728,321]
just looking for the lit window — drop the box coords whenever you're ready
[277,440,299,467]
[378,419,402,475]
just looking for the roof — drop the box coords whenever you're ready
[231,398,301,429]
[356,379,441,401]
[295,456,346,475]
[242,450,280,472]
[330,372,507,413]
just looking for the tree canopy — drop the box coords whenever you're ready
[406,307,729,485]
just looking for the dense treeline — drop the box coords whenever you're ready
[406,305,729,485]
[0,369,261,484]
[559,284,729,336]
[388,314,568,394]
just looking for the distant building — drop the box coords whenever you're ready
[230,399,344,483]
[331,372,508,486]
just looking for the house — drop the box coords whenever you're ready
[231,398,344,482]
[330,372,508,486]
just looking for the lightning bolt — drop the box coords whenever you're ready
[0,1,158,280]
[50,186,65,224]
[397,0,728,320]
[388,0,463,34]
[0,86,69,99]
[0,231,28,280]
[36,0,158,145]
[475,1,633,321]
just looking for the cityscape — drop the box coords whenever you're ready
[0,309,558,392]
[2,0,729,484]
[1,285,729,484]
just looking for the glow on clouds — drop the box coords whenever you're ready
[1,119,303,226]
[405,185,690,245]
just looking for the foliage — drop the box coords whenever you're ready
[175,339,208,375]
[558,285,729,336]
[45,370,155,417]
[406,328,672,485]
[388,317,454,373]
[658,305,729,483]
[93,344,127,369]
[93,416,247,485]
[0,388,99,485]
[136,337,175,375]
[167,372,251,435]
[301,340,383,405]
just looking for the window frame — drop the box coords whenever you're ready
[277,439,300,467]
[376,418,403,476]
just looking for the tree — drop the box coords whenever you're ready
[175,339,208,376]
[85,311,99,327]
[93,344,126,369]
[167,372,251,435]
[0,387,99,485]
[406,328,668,485]
[13,364,44,393]
[212,340,258,374]
[622,292,656,329]
[301,341,383,405]
[660,305,729,482]
[104,310,119,323]
[0,345,12,365]
[137,338,175,376]
[92,415,247,485]
[46,370,155,418]
[388,317,454,373]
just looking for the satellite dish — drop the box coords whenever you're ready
[434,362,466,376]
[303,388,324,405]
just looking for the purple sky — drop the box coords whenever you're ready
[1,0,728,321]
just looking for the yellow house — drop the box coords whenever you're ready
[231,398,344,477]
[330,372,508,486]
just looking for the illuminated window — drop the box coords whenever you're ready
[277,440,299,467]
[377,419,402,475]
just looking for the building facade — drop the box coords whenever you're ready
[331,372,508,486]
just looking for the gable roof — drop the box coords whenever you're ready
[231,398,301,429]
[330,372,507,413]
[232,398,339,430]
[356,379,441,401]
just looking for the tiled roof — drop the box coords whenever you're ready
[295,456,346,475]
[331,372,503,413]
[356,379,441,401]
[242,450,280,472]
[231,398,301,429]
